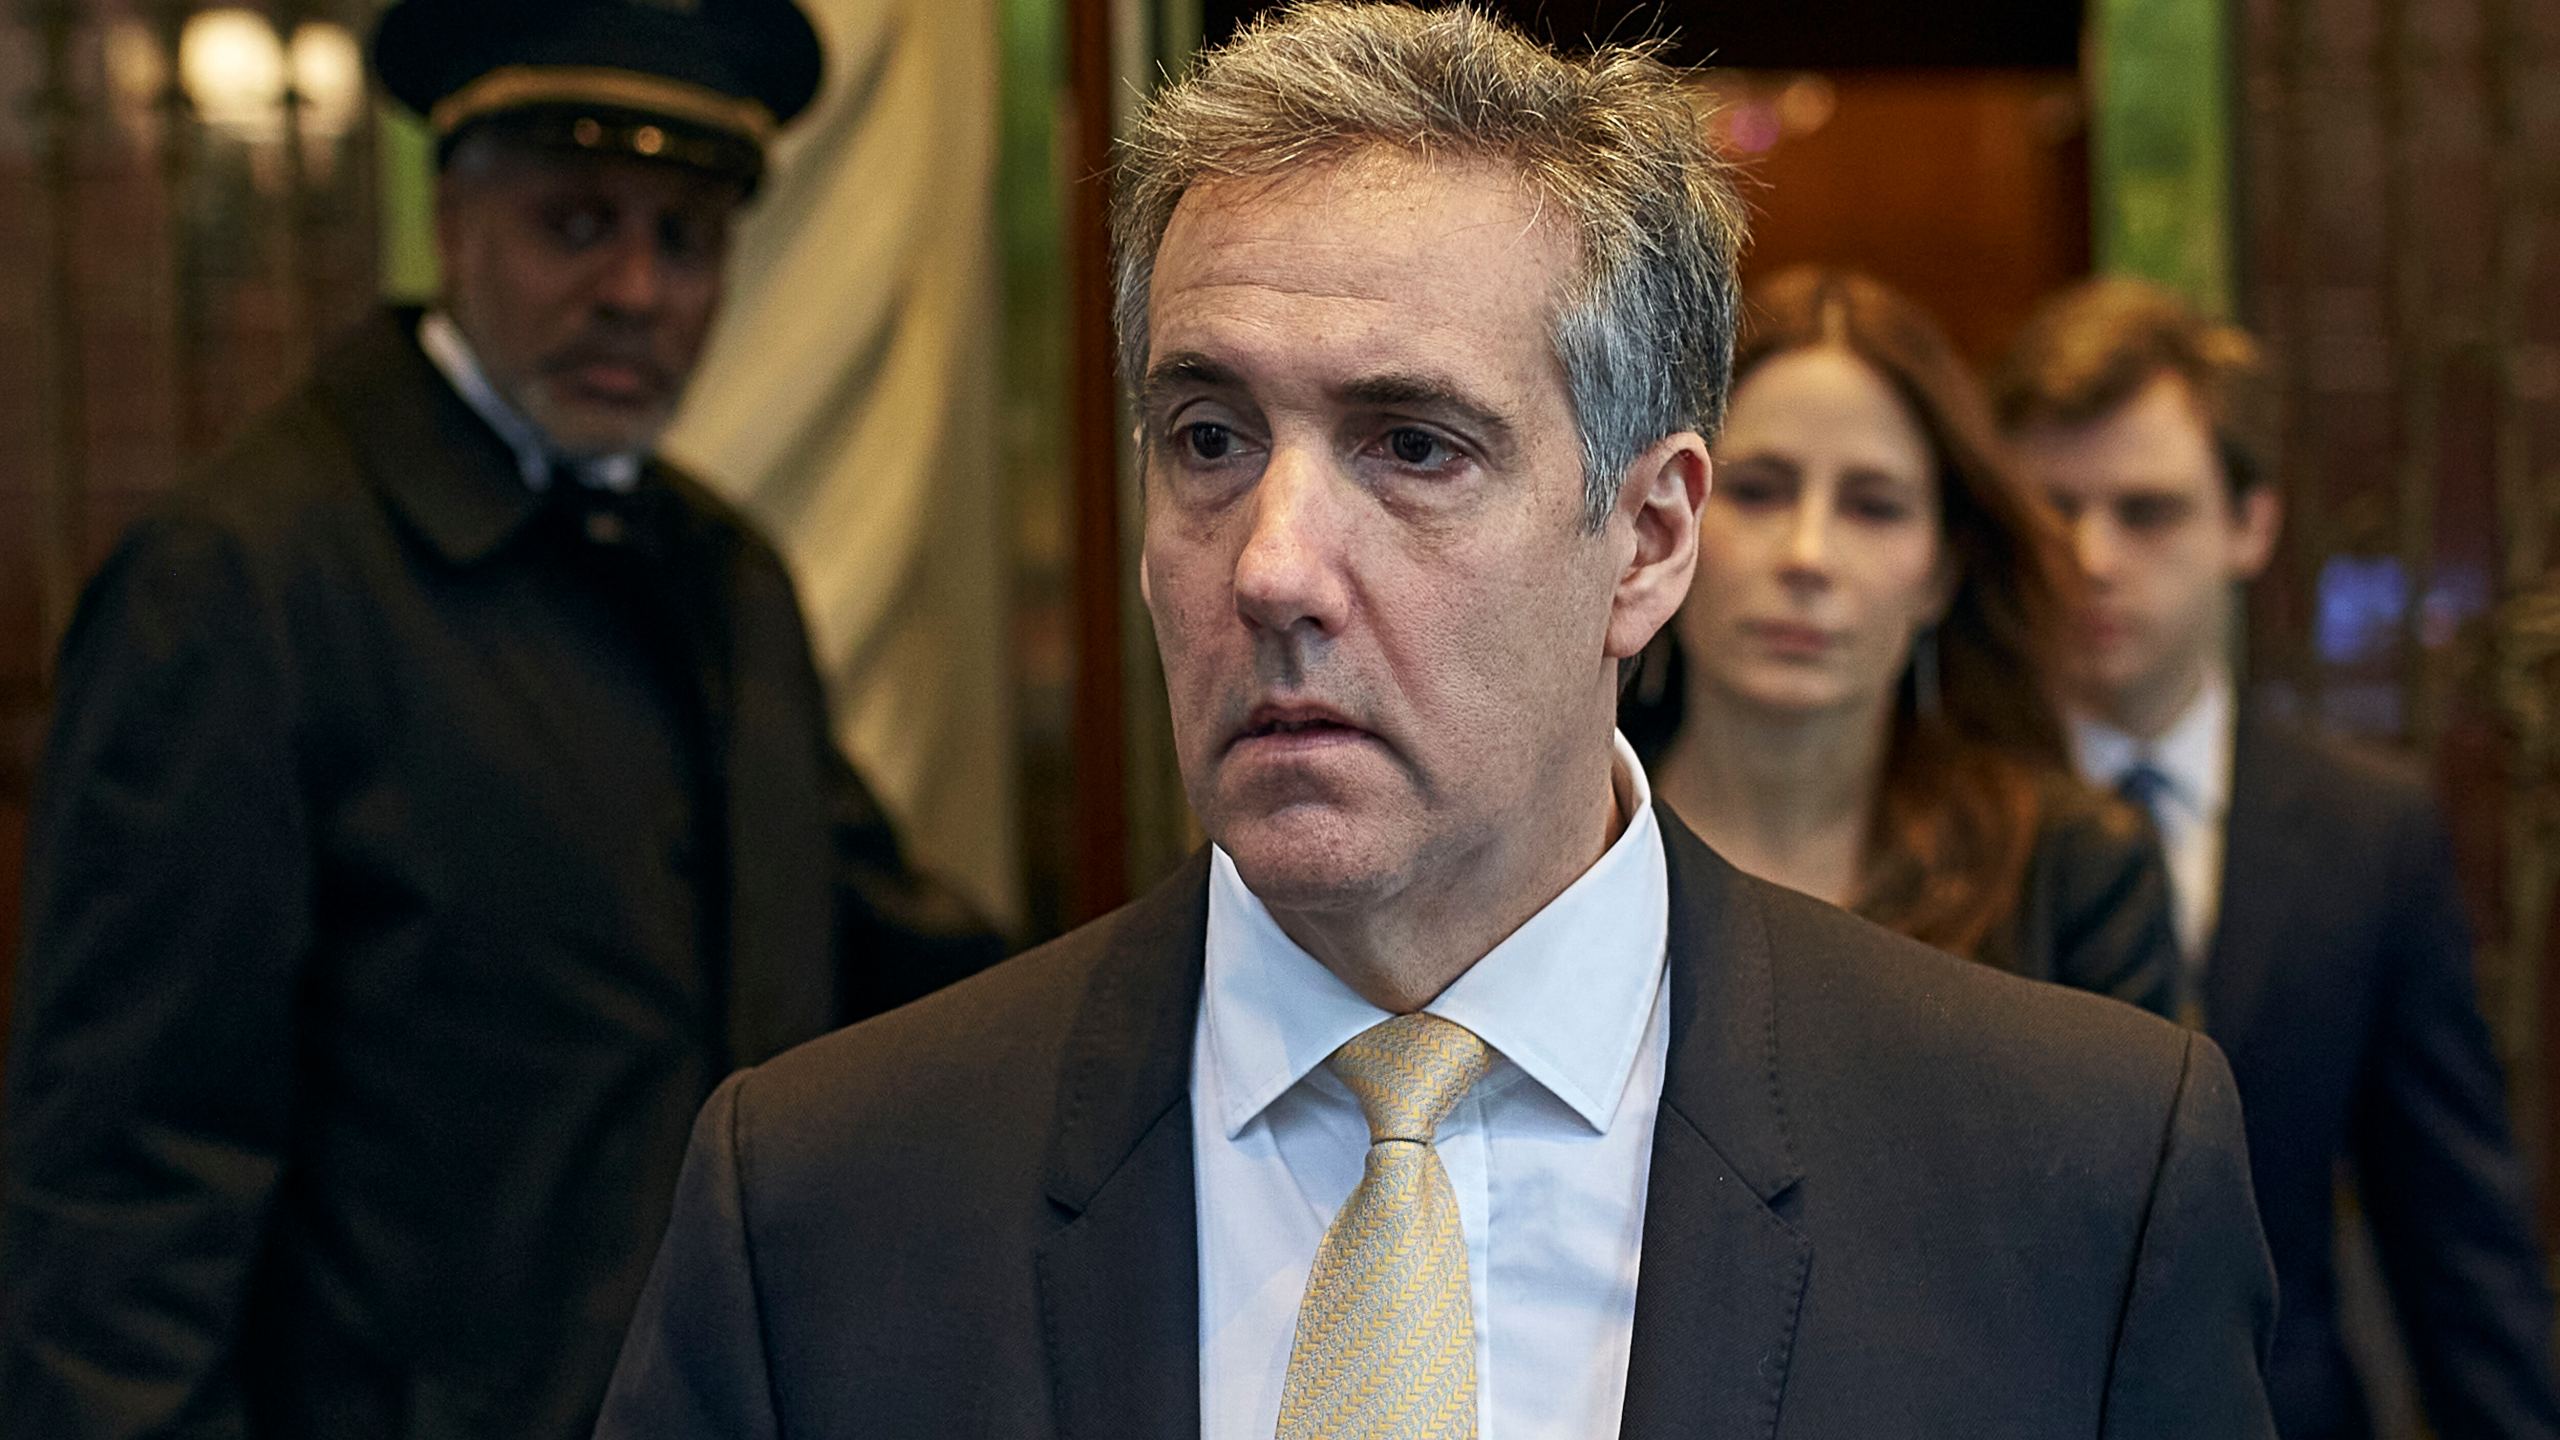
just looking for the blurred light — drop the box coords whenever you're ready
[1775,76,1836,138]
[1698,72,1837,156]
[2315,556,2404,665]
[180,8,284,133]
[105,20,166,111]
[103,20,166,140]
[290,22,365,140]
[1723,103,1783,155]
[2315,556,2491,665]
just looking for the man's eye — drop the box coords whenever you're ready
[550,206,612,248]
[2120,498,2187,530]
[1181,423,1235,461]
[660,218,704,264]
[1385,428,1447,467]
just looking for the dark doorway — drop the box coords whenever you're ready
[1193,0,2096,369]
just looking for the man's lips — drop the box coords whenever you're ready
[1225,702,1378,754]
[548,353,670,405]
[2079,613,2134,648]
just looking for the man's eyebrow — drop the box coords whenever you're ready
[1139,352,1242,413]
[1336,373,1517,453]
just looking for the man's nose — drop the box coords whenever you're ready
[1232,448,1352,637]
[593,232,666,316]
[2070,512,2120,583]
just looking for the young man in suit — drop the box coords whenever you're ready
[0,2,1000,1435]
[597,8,2278,1435]
[2002,278,2560,1439]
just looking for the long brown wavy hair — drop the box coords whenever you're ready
[1630,267,2079,962]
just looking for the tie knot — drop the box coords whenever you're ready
[2116,761,2173,814]
[1325,1013,1491,1146]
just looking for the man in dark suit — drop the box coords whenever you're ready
[0,2,1000,1436]
[2002,278,2560,1439]
[599,7,2277,1435]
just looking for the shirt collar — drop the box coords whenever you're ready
[2070,667,2235,819]
[417,311,641,495]
[1200,731,1670,1139]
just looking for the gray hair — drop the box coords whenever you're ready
[1110,1,1747,528]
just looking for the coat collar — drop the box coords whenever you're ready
[307,307,722,567]
[310,309,550,566]
[1028,817,1813,1440]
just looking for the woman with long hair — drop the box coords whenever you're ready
[1630,267,2176,1013]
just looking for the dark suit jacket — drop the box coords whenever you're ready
[2208,712,2560,1439]
[1,311,1001,1440]
[598,808,2276,1438]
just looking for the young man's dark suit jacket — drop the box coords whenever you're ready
[0,311,1002,1440]
[2207,711,2560,1439]
[598,808,2278,1439]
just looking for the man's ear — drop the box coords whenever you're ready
[1604,432,1712,661]
[2229,485,2282,582]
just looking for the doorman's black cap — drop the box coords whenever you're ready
[372,0,823,189]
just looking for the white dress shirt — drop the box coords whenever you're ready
[417,311,640,494]
[1192,732,1670,1440]
[2070,669,2235,962]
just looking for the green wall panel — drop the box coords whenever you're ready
[2090,0,2234,316]
[377,101,438,301]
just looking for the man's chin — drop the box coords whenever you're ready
[524,394,673,459]
[2073,647,2183,724]
[1214,810,1406,914]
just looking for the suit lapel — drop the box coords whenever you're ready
[2204,712,2312,1058]
[1036,858,1211,1440]
[324,308,548,566]
[1620,809,1812,1440]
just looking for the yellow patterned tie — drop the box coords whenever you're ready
[1275,1012,1493,1440]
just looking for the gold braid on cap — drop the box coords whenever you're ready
[431,65,777,144]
